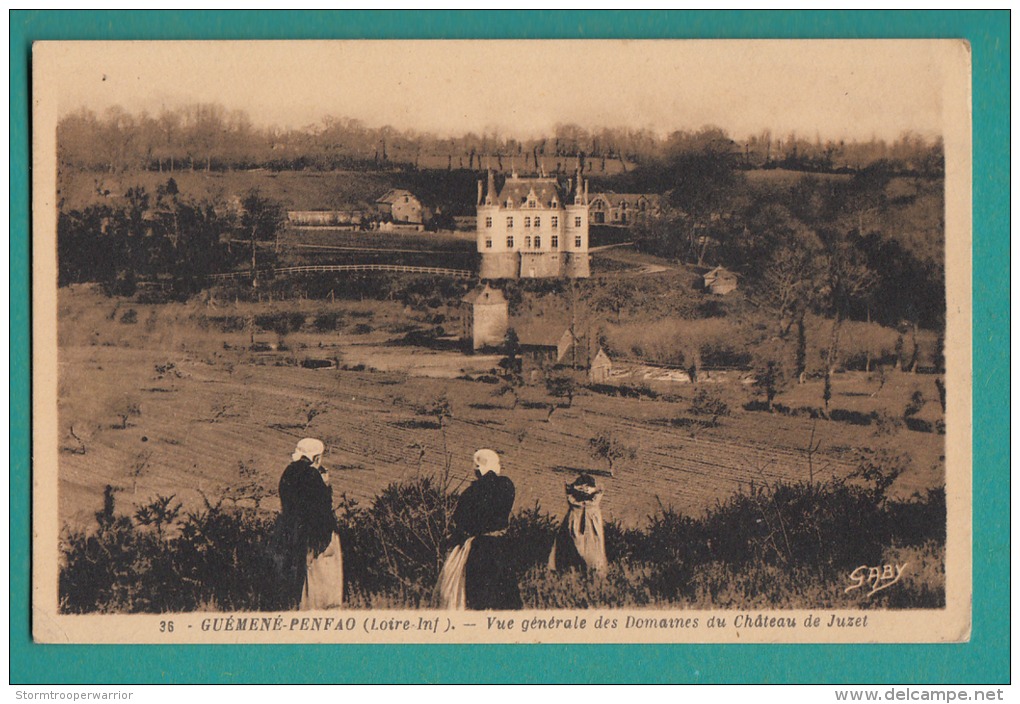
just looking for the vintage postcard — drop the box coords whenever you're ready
[32,40,971,644]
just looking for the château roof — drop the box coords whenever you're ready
[496,176,566,209]
[479,169,588,209]
[462,284,507,306]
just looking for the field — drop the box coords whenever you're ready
[57,286,945,531]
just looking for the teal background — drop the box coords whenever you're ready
[10,11,1009,684]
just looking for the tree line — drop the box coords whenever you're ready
[57,103,943,176]
[58,178,285,298]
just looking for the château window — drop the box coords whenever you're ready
[485,238,492,249]
[534,216,541,227]
[575,235,582,248]
[525,236,532,248]
[551,216,558,228]
[507,236,514,248]
[534,235,541,248]
[528,199,536,208]
[485,216,492,228]
[551,235,559,248]
[507,217,514,228]
[524,217,531,228]
[574,216,582,227]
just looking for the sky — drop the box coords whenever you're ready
[42,40,961,142]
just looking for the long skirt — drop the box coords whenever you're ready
[300,532,344,610]
[548,508,607,574]
[436,537,475,610]
[436,535,522,610]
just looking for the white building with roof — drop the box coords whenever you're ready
[376,189,424,224]
[475,169,590,279]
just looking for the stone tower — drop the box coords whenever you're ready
[461,284,509,351]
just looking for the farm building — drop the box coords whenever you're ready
[287,210,366,227]
[702,266,738,294]
[475,169,590,279]
[587,192,662,226]
[461,284,509,351]
[376,189,424,224]
[513,318,579,371]
[589,347,612,383]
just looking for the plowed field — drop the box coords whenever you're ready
[56,292,945,529]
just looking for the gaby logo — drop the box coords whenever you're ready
[845,563,908,597]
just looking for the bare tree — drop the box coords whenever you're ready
[819,237,876,417]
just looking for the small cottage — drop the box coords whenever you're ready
[514,318,578,370]
[375,189,424,224]
[702,266,738,295]
[461,285,508,351]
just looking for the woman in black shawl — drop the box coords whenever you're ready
[436,449,522,610]
[272,438,343,609]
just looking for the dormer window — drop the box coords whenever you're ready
[528,199,536,208]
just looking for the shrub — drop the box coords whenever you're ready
[59,485,276,613]
[587,431,637,476]
[689,388,730,418]
[338,477,457,607]
[60,467,945,612]
[312,311,344,332]
[505,505,558,575]
[699,480,892,575]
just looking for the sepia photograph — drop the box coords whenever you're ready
[31,39,972,644]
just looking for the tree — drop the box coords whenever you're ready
[588,431,636,477]
[752,339,795,412]
[544,371,577,421]
[818,234,876,417]
[496,329,524,410]
[751,222,825,339]
[239,189,285,291]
